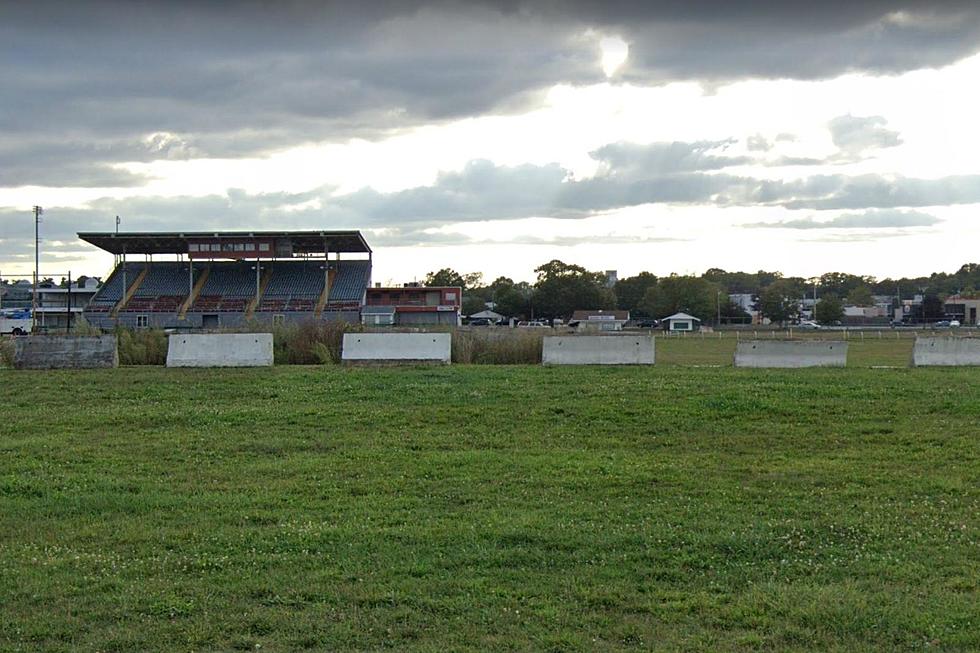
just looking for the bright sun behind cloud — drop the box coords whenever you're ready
[599,36,628,77]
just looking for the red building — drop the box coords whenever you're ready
[362,285,462,326]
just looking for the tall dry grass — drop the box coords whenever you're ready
[268,320,360,365]
[116,328,168,365]
[453,328,544,364]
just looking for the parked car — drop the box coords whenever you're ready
[933,320,951,328]
[468,318,492,326]
[516,321,550,328]
[635,319,660,328]
[950,320,961,327]
[796,320,821,330]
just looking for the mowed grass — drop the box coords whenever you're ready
[655,333,917,367]
[0,366,977,652]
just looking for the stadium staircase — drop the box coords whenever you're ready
[245,269,272,319]
[178,267,210,319]
[111,267,148,317]
[314,270,337,319]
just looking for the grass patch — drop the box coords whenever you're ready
[0,366,977,651]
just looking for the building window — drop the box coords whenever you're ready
[210,244,221,252]
[234,243,244,251]
[136,315,148,328]
[245,243,256,251]
[259,243,270,252]
[273,314,285,325]
[445,292,456,301]
[188,243,199,252]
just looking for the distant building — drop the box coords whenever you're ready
[944,294,980,325]
[569,309,629,331]
[604,270,618,288]
[363,285,462,326]
[662,312,701,332]
[35,277,102,329]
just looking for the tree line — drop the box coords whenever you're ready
[424,261,980,323]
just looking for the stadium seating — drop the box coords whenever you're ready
[126,262,190,312]
[328,260,371,303]
[87,263,146,311]
[193,262,257,312]
[87,258,370,318]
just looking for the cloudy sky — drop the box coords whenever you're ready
[1,1,979,284]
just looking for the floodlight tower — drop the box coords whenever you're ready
[32,205,43,331]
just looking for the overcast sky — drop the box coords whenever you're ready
[1,1,979,283]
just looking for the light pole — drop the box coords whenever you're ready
[32,206,43,332]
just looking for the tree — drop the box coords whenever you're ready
[494,282,534,319]
[424,269,483,289]
[639,275,721,321]
[922,294,944,320]
[462,294,487,317]
[758,279,800,325]
[533,260,614,320]
[719,300,752,325]
[845,285,874,306]
[614,272,658,315]
[814,293,844,324]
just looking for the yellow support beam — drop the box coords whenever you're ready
[245,268,272,319]
[178,266,210,319]
[314,270,336,319]
[111,266,148,317]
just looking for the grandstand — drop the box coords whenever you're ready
[79,231,372,329]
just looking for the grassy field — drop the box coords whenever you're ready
[1,366,977,652]
[654,332,917,367]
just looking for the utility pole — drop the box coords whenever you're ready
[114,216,121,266]
[67,270,72,332]
[32,206,43,332]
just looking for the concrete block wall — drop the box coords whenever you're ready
[542,335,655,365]
[166,333,274,367]
[12,335,118,369]
[912,337,980,366]
[342,333,451,363]
[735,340,848,368]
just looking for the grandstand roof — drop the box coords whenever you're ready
[77,230,372,255]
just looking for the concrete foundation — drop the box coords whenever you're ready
[12,335,118,369]
[166,333,274,367]
[735,340,847,368]
[342,333,451,363]
[912,337,980,366]
[542,335,655,365]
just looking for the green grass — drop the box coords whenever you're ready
[1,366,977,652]
[655,332,917,367]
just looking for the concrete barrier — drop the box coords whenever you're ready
[912,337,980,366]
[542,335,655,365]
[166,333,274,367]
[734,340,847,368]
[13,335,118,369]
[342,333,451,363]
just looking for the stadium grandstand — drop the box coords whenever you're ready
[79,231,372,329]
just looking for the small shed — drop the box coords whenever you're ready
[663,312,701,332]
[569,309,630,331]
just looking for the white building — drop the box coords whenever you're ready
[34,277,102,329]
[663,312,701,332]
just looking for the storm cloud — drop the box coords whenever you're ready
[2,1,979,188]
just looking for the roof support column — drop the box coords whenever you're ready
[122,247,127,298]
